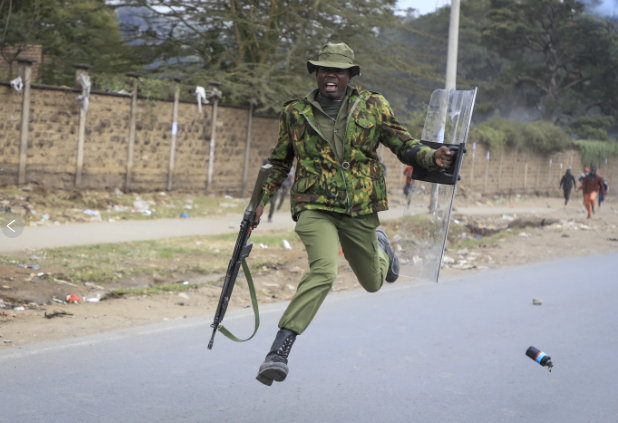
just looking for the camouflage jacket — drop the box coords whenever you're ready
[262,86,437,219]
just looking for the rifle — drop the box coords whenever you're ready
[208,164,272,350]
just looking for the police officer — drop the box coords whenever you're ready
[252,43,453,386]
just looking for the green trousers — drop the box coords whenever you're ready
[279,210,389,334]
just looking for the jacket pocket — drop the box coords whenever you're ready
[294,175,318,193]
[292,174,321,206]
[353,113,378,150]
[354,114,376,129]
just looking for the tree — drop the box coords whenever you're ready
[0,0,136,84]
[483,0,618,124]
[394,0,507,117]
[116,0,444,113]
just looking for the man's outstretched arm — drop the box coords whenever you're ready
[373,94,452,170]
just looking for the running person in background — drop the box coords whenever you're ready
[598,178,609,208]
[579,168,589,207]
[275,166,295,214]
[403,166,414,206]
[578,166,606,218]
[263,158,279,222]
[559,168,577,206]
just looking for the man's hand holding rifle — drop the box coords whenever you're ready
[207,164,272,350]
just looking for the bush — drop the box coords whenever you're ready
[523,121,571,154]
[572,139,618,168]
[567,116,615,142]
[470,117,571,154]
[469,124,506,150]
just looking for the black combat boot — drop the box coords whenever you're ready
[376,228,400,283]
[256,328,297,386]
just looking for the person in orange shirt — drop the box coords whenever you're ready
[578,166,606,218]
[403,166,414,206]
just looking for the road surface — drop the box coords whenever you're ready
[1,253,616,422]
[0,205,554,254]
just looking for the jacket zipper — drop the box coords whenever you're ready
[339,98,361,214]
[301,107,353,214]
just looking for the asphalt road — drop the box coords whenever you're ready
[1,254,616,423]
[0,205,554,254]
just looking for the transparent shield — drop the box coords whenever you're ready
[392,88,477,283]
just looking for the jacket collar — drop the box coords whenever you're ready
[303,85,359,103]
[300,86,361,122]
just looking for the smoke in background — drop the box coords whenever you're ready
[585,0,618,17]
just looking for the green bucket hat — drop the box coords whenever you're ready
[307,43,361,77]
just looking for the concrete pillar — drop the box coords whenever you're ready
[483,150,490,194]
[523,152,529,191]
[469,142,476,183]
[242,99,256,196]
[610,156,618,193]
[510,150,518,194]
[125,73,140,191]
[167,78,181,191]
[73,64,92,188]
[445,0,460,90]
[17,58,36,186]
[536,159,543,194]
[206,81,222,193]
[497,148,504,191]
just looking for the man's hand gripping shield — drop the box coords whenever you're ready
[392,88,477,283]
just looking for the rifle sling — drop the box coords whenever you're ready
[217,259,260,343]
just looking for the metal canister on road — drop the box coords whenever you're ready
[526,346,553,372]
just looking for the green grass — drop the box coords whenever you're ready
[381,215,511,249]
[453,231,513,249]
[1,230,300,286]
[105,282,201,298]
[0,188,292,224]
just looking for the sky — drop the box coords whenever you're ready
[396,0,451,15]
[396,0,618,17]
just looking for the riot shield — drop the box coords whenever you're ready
[393,88,477,283]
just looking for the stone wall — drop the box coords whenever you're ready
[0,85,22,186]
[379,141,618,198]
[1,82,617,197]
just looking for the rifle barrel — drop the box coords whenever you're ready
[207,164,272,350]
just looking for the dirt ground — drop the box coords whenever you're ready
[1,195,617,349]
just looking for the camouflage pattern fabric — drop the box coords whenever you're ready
[262,86,438,220]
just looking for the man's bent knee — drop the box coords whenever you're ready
[357,274,383,293]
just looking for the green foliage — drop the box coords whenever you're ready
[392,0,503,115]
[572,139,618,168]
[4,0,618,135]
[482,0,618,123]
[566,116,615,142]
[470,117,526,150]
[1,0,138,83]
[106,283,199,298]
[470,123,507,150]
[470,117,571,153]
[90,73,176,100]
[404,110,428,139]
[453,231,512,249]
[114,0,450,114]
[473,102,499,116]
[523,121,571,154]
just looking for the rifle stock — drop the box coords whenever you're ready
[208,164,272,350]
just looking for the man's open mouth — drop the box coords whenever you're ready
[325,82,337,92]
